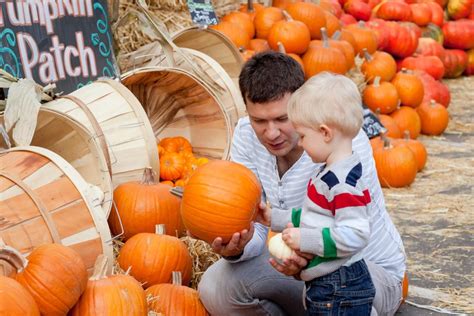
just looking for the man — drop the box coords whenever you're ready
[198,51,406,316]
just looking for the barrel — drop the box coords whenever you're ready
[1,108,112,216]
[0,146,113,275]
[41,79,159,188]
[122,66,238,159]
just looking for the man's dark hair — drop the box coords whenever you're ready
[239,51,305,104]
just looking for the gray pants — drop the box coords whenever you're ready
[198,249,402,316]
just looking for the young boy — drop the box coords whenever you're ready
[262,72,376,315]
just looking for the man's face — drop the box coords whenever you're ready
[246,93,300,158]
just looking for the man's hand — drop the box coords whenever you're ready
[211,223,255,257]
[269,250,313,277]
[255,201,271,226]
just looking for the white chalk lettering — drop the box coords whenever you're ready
[18,32,39,79]
[50,35,65,79]
[38,51,57,82]
[76,32,97,77]
[64,46,80,76]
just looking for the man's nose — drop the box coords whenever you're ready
[265,122,280,140]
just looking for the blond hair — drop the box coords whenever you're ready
[288,72,363,137]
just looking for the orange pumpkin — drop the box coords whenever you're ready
[286,2,327,39]
[309,31,355,70]
[393,131,427,171]
[267,11,311,54]
[1,244,88,316]
[302,27,348,78]
[416,100,449,135]
[160,180,175,187]
[391,70,424,108]
[361,49,397,83]
[390,106,422,139]
[249,38,271,52]
[118,225,192,288]
[345,21,378,55]
[272,0,302,9]
[239,1,265,20]
[160,152,186,181]
[70,255,147,316]
[363,77,399,114]
[181,160,261,244]
[210,21,250,49]
[0,275,40,315]
[108,168,183,239]
[254,7,284,39]
[146,271,209,316]
[277,42,305,72]
[159,136,193,154]
[174,179,187,187]
[378,112,402,138]
[337,29,358,51]
[373,138,418,188]
[222,11,255,39]
[323,11,342,36]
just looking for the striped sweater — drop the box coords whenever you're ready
[229,117,406,281]
[271,154,372,281]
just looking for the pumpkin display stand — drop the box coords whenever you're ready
[41,79,159,188]
[0,109,112,216]
[0,146,113,275]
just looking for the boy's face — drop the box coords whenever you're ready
[294,124,331,164]
[246,93,300,158]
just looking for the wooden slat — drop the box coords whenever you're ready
[68,238,105,273]
[0,151,50,191]
[50,201,95,239]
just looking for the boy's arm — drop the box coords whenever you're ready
[299,184,371,258]
[271,207,301,232]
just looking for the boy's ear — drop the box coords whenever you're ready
[319,124,333,142]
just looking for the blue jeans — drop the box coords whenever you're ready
[305,259,376,316]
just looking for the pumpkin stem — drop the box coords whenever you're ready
[0,244,28,273]
[277,42,286,54]
[321,27,330,48]
[332,30,341,41]
[155,224,166,235]
[358,21,366,28]
[374,76,381,87]
[282,10,293,21]
[375,108,381,117]
[383,137,392,149]
[363,48,372,62]
[430,99,436,107]
[171,271,183,286]
[141,167,157,185]
[247,0,254,12]
[403,130,411,140]
[90,254,108,281]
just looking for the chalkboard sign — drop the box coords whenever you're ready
[362,105,386,139]
[0,0,118,94]
[187,0,218,26]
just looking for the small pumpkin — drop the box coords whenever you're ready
[323,11,342,36]
[410,3,432,26]
[0,275,40,315]
[464,48,474,76]
[287,1,327,39]
[393,131,428,171]
[399,55,445,80]
[363,77,399,114]
[415,38,445,61]
[160,152,187,181]
[210,21,250,49]
[345,21,378,55]
[447,0,473,20]
[239,0,265,20]
[373,138,418,188]
[416,100,449,135]
[249,38,271,52]
[268,11,311,54]
[222,11,255,39]
[442,20,474,50]
[159,136,193,154]
[0,244,88,316]
[378,112,402,138]
[390,106,422,139]
[361,49,397,82]
[181,160,261,244]
[70,255,148,316]
[118,225,193,288]
[309,30,355,70]
[254,7,285,39]
[268,233,296,261]
[376,1,412,21]
[146,271,209,316]
[391,70,424,108]
[278,42,305,72]
[344,0,372,21]
[442,49,469,78]
[109,168,184,239]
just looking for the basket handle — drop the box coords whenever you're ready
[135,0,225,92]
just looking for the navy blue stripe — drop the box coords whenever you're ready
[320,171,339,189]
[346,162,362,187]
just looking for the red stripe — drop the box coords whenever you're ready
[307,183,371,215]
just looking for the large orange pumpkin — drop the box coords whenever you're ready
[378,113,402,138]
[391,70,424,108]
[181,160,261,244]
[146,271,209,315]
[345,21,378,55]
[108,168,183,240]
[267,11,311,54]
[239,1,265,20]
[393,131,428,171]
[210,21,250,49]
[0,275,40,315]
[361,49,397,83]
[309,30,355,70]
[254,7,285,39]
[222,11,256,39]
[390,106,422,139]
[286,2,327,39]
[363,77,399,114]
[416,100,449,135]
[118,225,192,288]
[0,244,88,316]
[70,255,147,316]
[373,138,418,188]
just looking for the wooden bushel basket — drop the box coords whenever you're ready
[172,26,244,88]
[122,66,238,159]
[1,109,113,216]
[41,79,159,188]
[0,146,114,275]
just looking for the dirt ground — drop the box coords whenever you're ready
[388,76,474,315]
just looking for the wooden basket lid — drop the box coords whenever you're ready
[121,66,235,160]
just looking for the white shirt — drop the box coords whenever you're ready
[230,117,406,281]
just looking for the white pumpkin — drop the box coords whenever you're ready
[268,233,295,261]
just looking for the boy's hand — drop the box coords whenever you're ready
[282,223,301,251]
[255,201,271,226]
[211,223,255,257]
[269,250,314,278]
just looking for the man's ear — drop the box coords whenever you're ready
[319,124,333,142]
